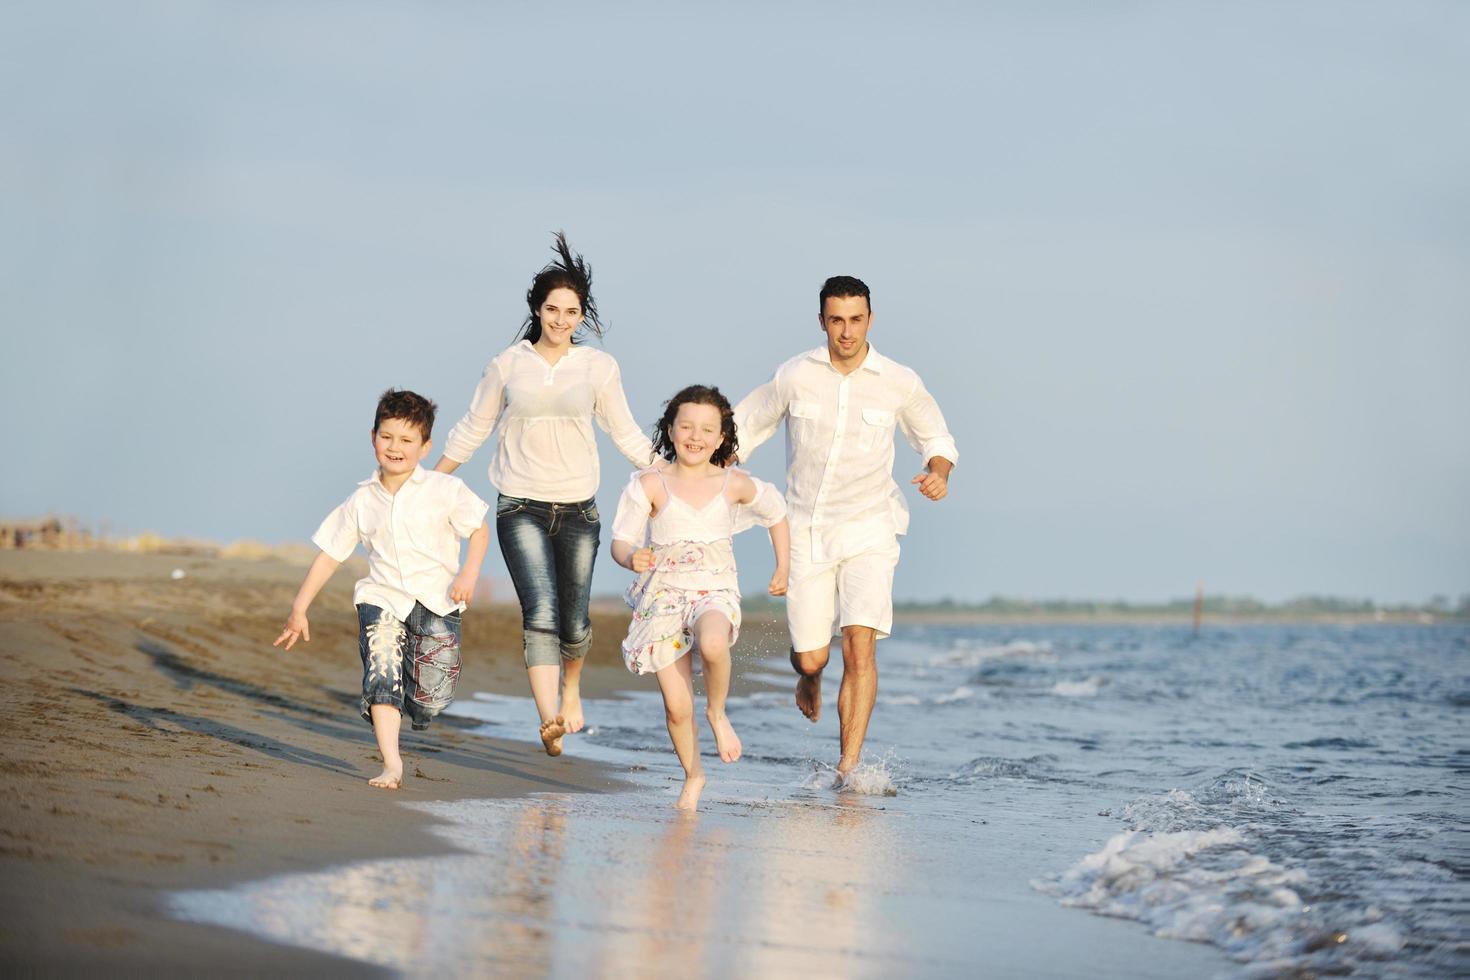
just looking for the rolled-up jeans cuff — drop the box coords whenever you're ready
[561,631,592,663]
[524,629,562,668]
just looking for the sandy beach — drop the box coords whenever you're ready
[0,549,652,975]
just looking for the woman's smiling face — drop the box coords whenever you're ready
[537,287,584,348]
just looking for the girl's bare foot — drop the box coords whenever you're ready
[368,766,402,790]
[561,682,584,733]
[675,770,706,810]
[539,716,566,756]
[706,709,742,763]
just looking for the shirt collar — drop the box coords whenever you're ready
[518,338,586,358]
[361,465,429,490]
[807,343,885,374]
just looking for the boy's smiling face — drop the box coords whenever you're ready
[372,417,431,480]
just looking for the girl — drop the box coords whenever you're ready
[611,385,789,810]
[434,233,654,756]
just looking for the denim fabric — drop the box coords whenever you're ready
[495,494,600,668]
[356,601,463,731]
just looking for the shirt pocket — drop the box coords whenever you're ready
[860,407,896,451]
[789,400,822,442]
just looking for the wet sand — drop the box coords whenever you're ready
[0,550,648,975]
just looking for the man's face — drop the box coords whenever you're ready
[819,294,872,361]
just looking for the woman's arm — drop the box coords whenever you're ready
[435,359,507,471]
[592,358,656,467]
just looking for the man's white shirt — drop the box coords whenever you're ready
[734,344,958,563]
[312,466,489,621]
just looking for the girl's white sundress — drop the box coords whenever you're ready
[611,467,786,675]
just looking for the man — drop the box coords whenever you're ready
[735,276,958,776]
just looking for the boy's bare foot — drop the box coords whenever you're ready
[707,709,743,763]
[539,716,566,756]
[675,770,706,810]
[561,682,584,733]
[368,766,403,790]
[795,673,822,721]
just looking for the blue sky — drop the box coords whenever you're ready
[4,1,1467,603]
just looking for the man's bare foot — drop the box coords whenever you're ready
[707,709,743,763]
[675,770,706,810]
[561,683,584,733]
[539,716,566,756]
[795,673,822,721]
[368,766,402,790]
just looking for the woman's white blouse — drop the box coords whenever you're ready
[443,341,655,503]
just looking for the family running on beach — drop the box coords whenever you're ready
[274,233,958,810]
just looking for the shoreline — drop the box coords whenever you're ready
[0,551,637,974]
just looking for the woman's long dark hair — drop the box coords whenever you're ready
[517,231,604,344]
[652,385,739,468]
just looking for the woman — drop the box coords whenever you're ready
[434,232,653,756]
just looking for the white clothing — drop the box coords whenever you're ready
[312,466,489,621]
[734,343,958,564]
[442,340,654,503]
[613,468,786,674]
[786,535,901,650]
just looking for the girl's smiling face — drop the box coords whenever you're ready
[669,402,724,467]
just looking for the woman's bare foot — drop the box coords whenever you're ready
[674,770,706,810]
[795,673,822,721]
[560,682,584,733]
[706,709,743,763]
[368,766,402,790]
[539,716,566,756]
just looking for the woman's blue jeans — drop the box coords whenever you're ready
[495,494,600,668]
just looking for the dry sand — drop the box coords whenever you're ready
[0,550,673,975]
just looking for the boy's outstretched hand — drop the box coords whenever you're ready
[450,571,479,605]
[274,609,311,650]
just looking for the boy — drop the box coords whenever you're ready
[274,389,491,790]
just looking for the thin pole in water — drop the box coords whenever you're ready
[1193,580,1204,635]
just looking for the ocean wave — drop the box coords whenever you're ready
[928,639,1054,668]
[1051,676,1106,697]
[945,754,1058,784]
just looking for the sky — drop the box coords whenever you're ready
[3,1,1467,604]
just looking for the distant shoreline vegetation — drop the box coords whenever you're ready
[743,593,1470,623]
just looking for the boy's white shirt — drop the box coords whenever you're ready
[312,465,489,621]
[733,344,958,563]
[441,341,654,503]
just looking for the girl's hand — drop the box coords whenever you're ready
[274,609,311,650]
[631,547,655,573]
[450,571,479,605]
[768,567,789,597]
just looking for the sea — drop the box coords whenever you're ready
[173,622,1468,978]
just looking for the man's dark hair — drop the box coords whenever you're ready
[518,230,604,344]
[652,385,738,468]
[374,388,437,442]
[819,275,871,313]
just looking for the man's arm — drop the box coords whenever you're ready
[899,374,958,503]
[732,370,788,464]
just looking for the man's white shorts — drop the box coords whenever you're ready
[786,535,901,652]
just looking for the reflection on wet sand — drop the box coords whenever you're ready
[172,792,912,976]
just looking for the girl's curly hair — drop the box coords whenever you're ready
[517,230,604,344]
[652,385,738,468]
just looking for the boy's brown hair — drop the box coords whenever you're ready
[374,389,437,441]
